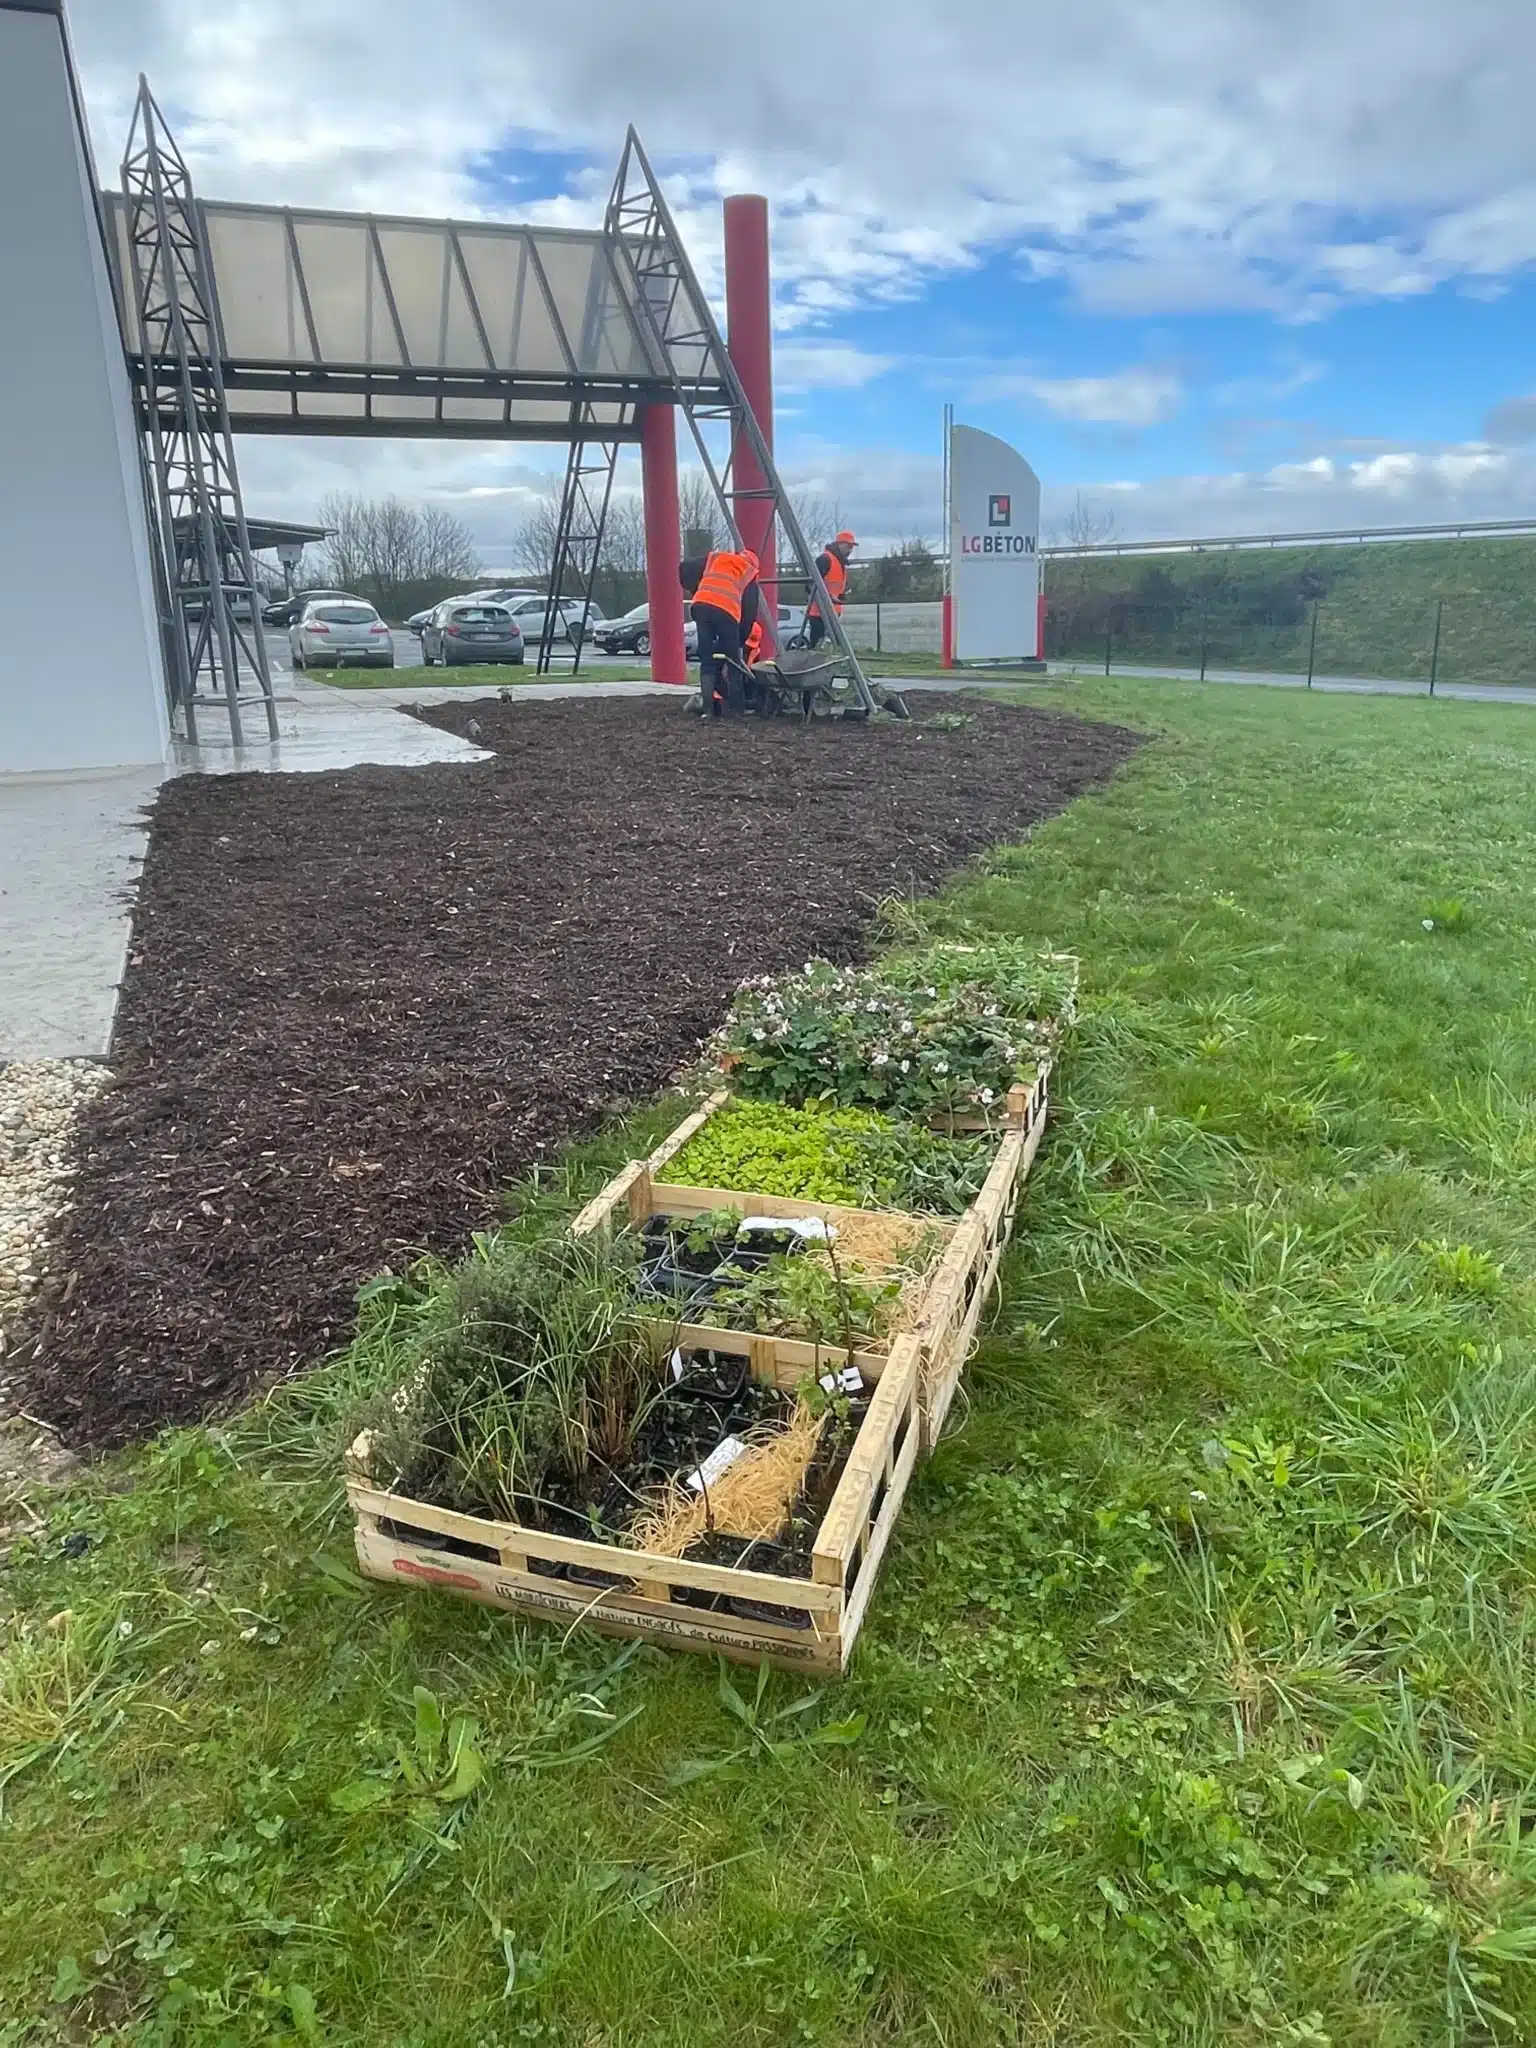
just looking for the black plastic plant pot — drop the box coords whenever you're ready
[667,1347,751,1403]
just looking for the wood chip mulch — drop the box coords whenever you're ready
[14,692,1142,1448]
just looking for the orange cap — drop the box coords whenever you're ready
[835,530,857,545]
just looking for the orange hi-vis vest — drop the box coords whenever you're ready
[808,552,847,618]
[744,619,765,664]
[692,549,759,621]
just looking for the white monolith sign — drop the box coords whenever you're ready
[949,423,1041,661]
[0,0,169,773]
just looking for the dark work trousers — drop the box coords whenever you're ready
[806,612,829,649]
[692,602,742,713]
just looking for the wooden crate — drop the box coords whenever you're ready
[345,1329,922,1677]
[573,1069,1051,1453]
[913,1059,1051,1448]
[345,1061,1050,1673]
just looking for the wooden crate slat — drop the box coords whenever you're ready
[570,1088,731,1240]
[813,1336,921,1569]
[346,1472,845,1613]
[354,1523,844,1675]
[839,1399,923,1656]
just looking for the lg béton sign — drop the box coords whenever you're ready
[949,423,1042,661]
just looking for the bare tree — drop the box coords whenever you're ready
[676,469,727,555]
[416,504,481,581]
[510,491,563,584]
[317,493,480,609]
[599,493,647,576]
[1051,492,1119,551]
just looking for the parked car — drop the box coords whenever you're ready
[290,599,395,669]
[406,606,438,634]
[422,601,524,667]
[264,588,364,628]
[593,604,698,657]
[470,591,606,644]
[777,603,808,648]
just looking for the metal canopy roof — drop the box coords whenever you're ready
[104,192,725,440]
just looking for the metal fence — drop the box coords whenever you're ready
[1044,583,1536,690]
[839,602,943,654]
[832,592,1536,690]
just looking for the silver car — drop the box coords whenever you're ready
[290,599,394,670]
[472,591,605,644]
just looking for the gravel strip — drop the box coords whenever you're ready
[0,1060,109,1397]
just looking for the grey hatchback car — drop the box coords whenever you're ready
[422,601,525,667]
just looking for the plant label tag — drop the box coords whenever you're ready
[686,1436,748,1492]
[818,1367,864,1395]
[670,1348,685,1383]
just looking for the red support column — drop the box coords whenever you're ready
[723,193,777,643]
[640,401,688,685]
[941,593,955,669]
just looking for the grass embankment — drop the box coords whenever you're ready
[7,679,1536,2042]
[1049,532,1536,685]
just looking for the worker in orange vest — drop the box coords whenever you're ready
[805,530,856,649]
[680,545,761,715]
[743,616,766,667]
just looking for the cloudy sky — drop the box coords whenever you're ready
[68,0,1536,557]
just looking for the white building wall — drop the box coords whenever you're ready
[0,2,169,773]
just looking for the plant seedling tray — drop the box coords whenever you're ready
[345,1326,921,1676]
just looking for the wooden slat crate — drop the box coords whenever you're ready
[574,1068,1052,1451]
[345,1329,922,1677]
[345,1053,1053,1673]
[912,1059,1051,1448]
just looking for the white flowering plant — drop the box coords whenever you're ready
[713,942,1068,1118]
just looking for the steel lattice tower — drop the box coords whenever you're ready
[121,77,277,745]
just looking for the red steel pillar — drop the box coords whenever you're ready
[723,193,777,641]
[640,401,688,684]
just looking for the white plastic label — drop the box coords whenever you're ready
[738,1215,836,1244]
[818,1367,864,1395]
[686,1436,749,1492]
[670,1348,685,1383]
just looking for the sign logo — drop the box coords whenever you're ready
[988,494,1012,528]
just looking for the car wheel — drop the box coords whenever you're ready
[512,655,525,666]
[292,646,305,670]
[635,631,651,657]
[788,632,809,650]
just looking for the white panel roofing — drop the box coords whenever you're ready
[104,193,698,383]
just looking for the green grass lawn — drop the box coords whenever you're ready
[313,661,660,689]
[7,678,1536,2044]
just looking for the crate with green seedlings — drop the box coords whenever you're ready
[666,1100,995,1216]
[345,1221,925,1675]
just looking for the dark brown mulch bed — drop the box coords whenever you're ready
[17,693,1142,1449]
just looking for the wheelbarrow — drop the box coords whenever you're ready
[746,646,846,718]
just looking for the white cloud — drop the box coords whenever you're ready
[775,343,894,392]
[66,0,1536,325]
[973,367,1185,428]
[229,428,1536,565]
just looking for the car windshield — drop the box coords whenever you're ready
[311,605,375,624]
[452,606,510,623]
